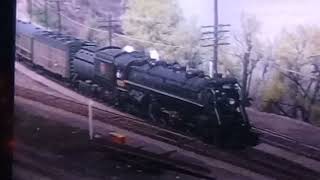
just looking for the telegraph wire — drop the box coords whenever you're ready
[219,48,320,79]
[271,63,318,79]
[31,0,185,48]
[58,12,184,48]
[28,0,320,79]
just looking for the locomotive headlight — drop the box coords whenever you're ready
[234,83,241,90]
[123,45,135,53]
[116,71,122,79]
[229,98,235,105]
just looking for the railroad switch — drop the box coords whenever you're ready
[109,132,127,144]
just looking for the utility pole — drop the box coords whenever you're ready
[29,0,33,22]
[88,100,94,140]
[98,14,120,46]
[44,0,48,29]
[213,0,219,75]
[200,0,230,78]
[56,0,62,33]
[200,25,230,77]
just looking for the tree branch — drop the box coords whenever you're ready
[280,71,310,99]
[274,102,291,117]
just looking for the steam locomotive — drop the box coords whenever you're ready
[16,20,259,149]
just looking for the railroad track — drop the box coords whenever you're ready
[17,61,320,162]
[15,137,214,180]
[14,144,85,180]
[255,127,320,162]
[15,86,320,180]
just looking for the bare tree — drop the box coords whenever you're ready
[304,62,320,121]
[272,26,320,122]
[232,14,262,102]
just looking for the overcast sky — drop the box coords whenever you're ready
[178,0,320,40]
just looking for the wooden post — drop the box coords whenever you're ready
[88,100,93,140]
[209,61,213,78]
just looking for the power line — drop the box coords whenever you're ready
[200,0,230,77]
[201,30,230,35]
[52,12,319,80]
[271,63,318,79]
[220,49,319,80]
[32,0,61,31]
[201,43,230,47]
[27,0,319,80]
[40,0,179,29]
[201,24,231,28]
[57,11,185,48]
[114,34,183,48]
[32,0,186,48]
[98,14,120,46]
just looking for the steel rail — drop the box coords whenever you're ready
[15,86,320,180]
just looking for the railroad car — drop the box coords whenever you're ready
[15,20,41,62]
[72,42,98,81]
[15,20,259,149]
[32,31,83,78]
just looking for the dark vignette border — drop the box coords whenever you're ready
[0,0,16,179]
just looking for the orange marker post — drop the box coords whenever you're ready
[109,132,127,144]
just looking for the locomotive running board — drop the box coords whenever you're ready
[124,80,204,107]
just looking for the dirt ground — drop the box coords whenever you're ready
[15,105,208,180]
[15,70,75,100]
[13,100,205,180]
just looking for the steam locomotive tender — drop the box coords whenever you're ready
[16,20,259,149]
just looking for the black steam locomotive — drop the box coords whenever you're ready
[16,20,259,149]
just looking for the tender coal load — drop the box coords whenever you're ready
[73,43,98,80]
